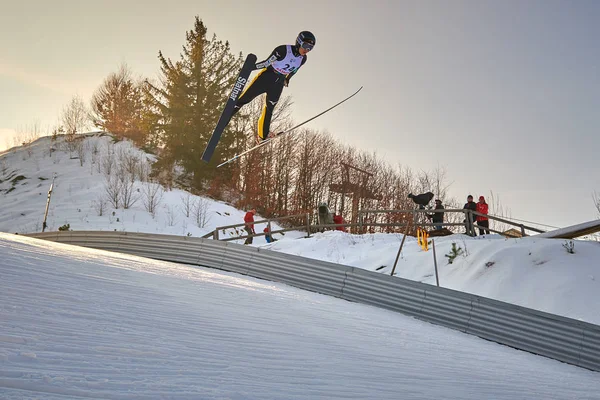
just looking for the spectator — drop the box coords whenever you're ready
[463,195,477,236]
[427,199,445,230]
[476,196,490,235]
[318,202,333,230]
[332,213,346,231]
[263,226,277,243]
[243,208,256,245]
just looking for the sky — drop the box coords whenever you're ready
[2,234,600,398]
[1,0,600,228]
[2,135,600,325]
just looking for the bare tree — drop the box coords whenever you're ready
[102,143,116,176]
[117,147,139,183]
[104,174,122,209]
[135,157,151,182]
[59,95,90,159]
[4,132,13,150]
[180,192,194,218]
[142,181,163,217]
[91,64,145,144]
[76,139,88,166]
[62,135,83,159]
[15,121,43,149]
[430,165,452,203]
[487,191,513,233]
[89,138,101,169]
[119,172,139,209]
[110,151,140,209]
[166,205,177,226]
[289,130,338,217]
[92,196,107,216]
[271,131,297,214]
[61,95,90,135]
[193,197,211,228]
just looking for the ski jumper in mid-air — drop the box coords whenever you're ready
[230,31,316,142]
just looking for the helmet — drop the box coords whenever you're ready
[296,31,316,51]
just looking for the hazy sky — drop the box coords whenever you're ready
[2,0,599,228]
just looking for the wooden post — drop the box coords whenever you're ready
[213,230,219,240]
[432,239,440,287]
[465,210,475,237]
[391,220,412,276]
[520,224,525,237]
[359,212,363,234]
[306,213,311,238]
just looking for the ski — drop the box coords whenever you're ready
[201,53,258,163]
[216,86,363,168]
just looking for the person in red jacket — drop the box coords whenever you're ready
[332,213,346,232]
[476,196,490,235]
[243,208,256,245]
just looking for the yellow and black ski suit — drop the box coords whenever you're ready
[231,44,307,140]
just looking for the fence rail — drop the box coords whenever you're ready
[25,231,600,373]
[215,209,546,243]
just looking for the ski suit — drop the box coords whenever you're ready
[231,45,307,140]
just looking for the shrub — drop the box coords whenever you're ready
[562,240,575,254]
[445,242,464,264]
[58,224,71,231]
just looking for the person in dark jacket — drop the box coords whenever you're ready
[463,195,477,236]
[243,209,256,245]
[476,195,490,235]
[427,199,445,230]
[318,202,333,228]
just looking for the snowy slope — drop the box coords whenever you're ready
[1,135,599,325]
[267,231,600,323]
[1,233,599,399]
[0,134,299,239]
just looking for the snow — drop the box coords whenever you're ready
[2,135,599,324]
[1,233,600,399]
[269,231,600,324]
[1,134,600,396]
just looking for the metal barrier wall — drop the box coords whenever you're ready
[27,231,600,372]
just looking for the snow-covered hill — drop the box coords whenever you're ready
[1,134,599,325]
[0,134,287,239]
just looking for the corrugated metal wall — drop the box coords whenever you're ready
[26,231,600,372]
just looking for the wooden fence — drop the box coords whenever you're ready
[211,208,546,243]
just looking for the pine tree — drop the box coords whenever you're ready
[146,17,243,189]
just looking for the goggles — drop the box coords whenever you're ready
[300,41,314,51]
